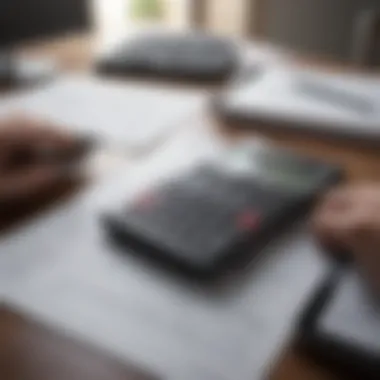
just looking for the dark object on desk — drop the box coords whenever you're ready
[0,56,57,89]
[297,266,380,380]
[103,145,342,280]
[97,33,238,83]
[0,306,157,380]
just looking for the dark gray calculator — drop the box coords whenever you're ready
[103,144,343,279]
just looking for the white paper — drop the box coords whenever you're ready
[0,75,207,149]
[0,128,329,380]
[3,215,327,380]
[1,173,328,380]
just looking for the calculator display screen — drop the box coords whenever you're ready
[259,151,319,183]
[223,144,329,192]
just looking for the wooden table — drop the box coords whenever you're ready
[1,34,379,380]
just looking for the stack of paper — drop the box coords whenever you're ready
[221,65,380,142]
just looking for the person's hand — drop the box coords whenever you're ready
[313,184,380,290]
[0,115,81,209]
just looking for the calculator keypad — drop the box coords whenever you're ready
[121,168,294,263]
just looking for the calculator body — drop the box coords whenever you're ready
[103,144,342,279]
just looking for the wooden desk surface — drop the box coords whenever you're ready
[1,34,379,380]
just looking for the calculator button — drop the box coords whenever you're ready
[236,210,261,231]
[133,192,157,210]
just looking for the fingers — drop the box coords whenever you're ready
[312,184,380,255]
[313,183,380,291]
[344,211,380,289]
[0,116,86,209]
[0,115,78,163]
[315,184,380,292]
[313,186,358,250]
[0,164,74,205]
[22,118,76,151]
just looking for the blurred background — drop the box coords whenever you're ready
[94,0,380,64]
[5,0,380,67]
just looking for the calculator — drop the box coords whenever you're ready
[103,144,343,279]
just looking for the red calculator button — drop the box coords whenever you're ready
[134,192,156,210]
[237,210,261,231]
